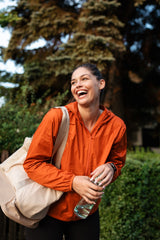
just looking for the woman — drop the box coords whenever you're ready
[24,63,127,240]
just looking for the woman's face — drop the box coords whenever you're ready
[71,67,105,107]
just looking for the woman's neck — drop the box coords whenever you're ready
[78,104,102,132]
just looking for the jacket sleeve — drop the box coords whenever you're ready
[23,108,75,192]
[107,124,127,182]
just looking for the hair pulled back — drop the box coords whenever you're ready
[73,63,103,81]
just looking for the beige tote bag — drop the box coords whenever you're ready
[0,106,69,228]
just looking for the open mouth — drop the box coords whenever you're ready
[77,90,87,97]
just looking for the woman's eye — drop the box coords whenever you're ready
[71,81,76,85]
[82,78,88,81]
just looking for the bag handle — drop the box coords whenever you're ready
[51,106,69,168]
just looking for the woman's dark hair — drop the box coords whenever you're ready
[73,63,103,81]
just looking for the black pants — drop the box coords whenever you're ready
[25,210,99,240]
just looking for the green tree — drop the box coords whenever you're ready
[49,0,125,109]
[1,0,80,103]
[50,0,125,71]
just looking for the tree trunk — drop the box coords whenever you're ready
[103,63,125,119]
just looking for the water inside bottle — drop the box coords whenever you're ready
[74,175,102,219]
[74,203,94,219]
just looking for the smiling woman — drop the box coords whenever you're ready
[71,64,105,110]
[71,65,105,132]
[24,63,127,240]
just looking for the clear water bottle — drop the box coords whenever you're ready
[74,176,101,219]
[74,198,96,219]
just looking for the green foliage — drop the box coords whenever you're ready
[0,102,41,155]
[0,87,69,155]
[0,11,21,27]
[99,149,160,240]
[49,0,125,75]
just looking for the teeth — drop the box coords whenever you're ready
[77,90,87,96]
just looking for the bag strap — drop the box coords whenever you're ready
[51,106,69,168]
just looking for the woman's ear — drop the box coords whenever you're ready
[99,79,105,90]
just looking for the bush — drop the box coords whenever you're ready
[99,149,160,240]
[0,90,68,155]
[0,103,42,155]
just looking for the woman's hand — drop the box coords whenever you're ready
[72,175,104,204]
[90,163,114,188]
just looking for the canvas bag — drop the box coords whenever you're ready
[0,106,69,228]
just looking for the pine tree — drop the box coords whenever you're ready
[47,0,126,118]
[49,0,125,76]
[2,0,79,102]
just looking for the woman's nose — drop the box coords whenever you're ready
[76,80,82,87]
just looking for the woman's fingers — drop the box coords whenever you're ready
[72,164,114,204]
[90,163,114,187]
[83,189,104,204]
[99,172,113,187]
[72,175,104,202]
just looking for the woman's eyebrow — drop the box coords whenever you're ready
[71,74,90,81]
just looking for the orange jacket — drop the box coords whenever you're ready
[24,102,127,221]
